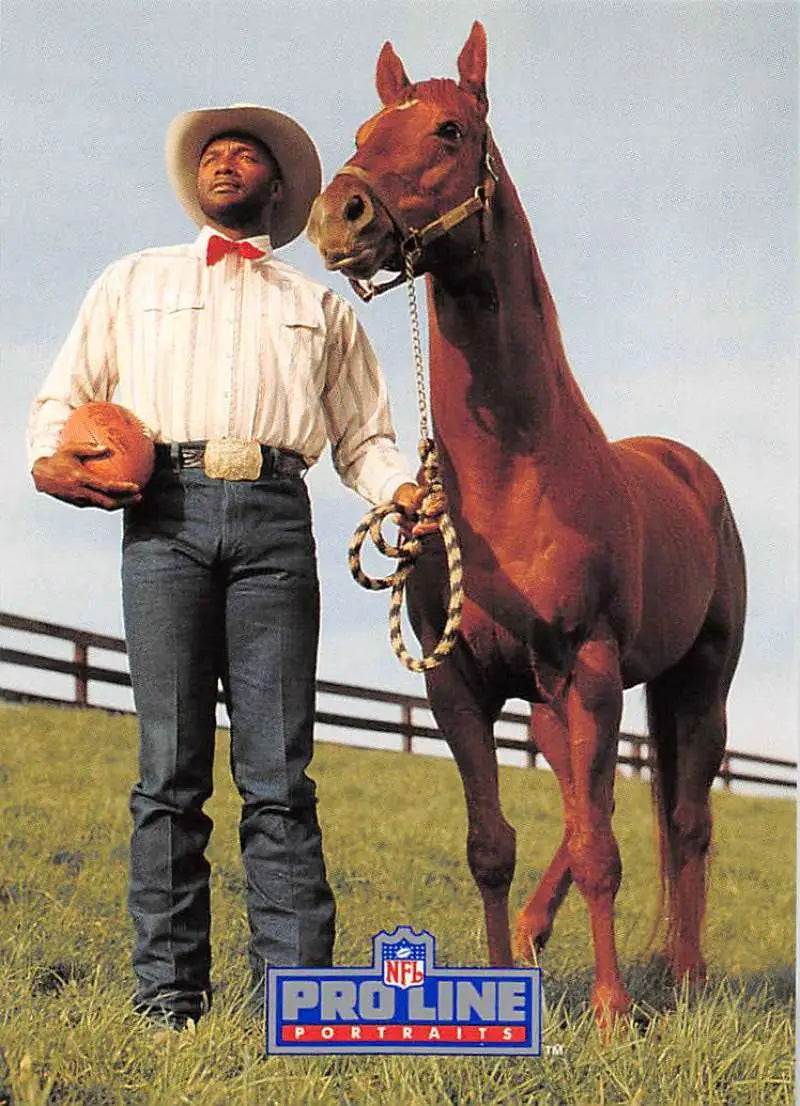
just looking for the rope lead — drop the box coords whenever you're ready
[348,438,463,672]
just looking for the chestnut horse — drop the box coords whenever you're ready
[308,22,746,1028]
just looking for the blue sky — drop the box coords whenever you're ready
[1,2,796,763]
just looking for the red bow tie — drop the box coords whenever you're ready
[206,235,266,266]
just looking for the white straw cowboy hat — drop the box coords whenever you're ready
[165,103,322,247]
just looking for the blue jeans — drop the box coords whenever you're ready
[122,464,335,1020]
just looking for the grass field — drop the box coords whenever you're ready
[0,705,794,1105]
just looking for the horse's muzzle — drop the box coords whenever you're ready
[307,174,398,277]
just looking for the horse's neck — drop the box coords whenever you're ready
[427,149,605,488]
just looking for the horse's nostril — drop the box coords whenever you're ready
[344,195,366,223]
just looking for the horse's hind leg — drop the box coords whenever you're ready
[647,500,745,986]
[647,649,730,985]
[647,542,744,987]
[514,836,572,958]
[514,705,573,959]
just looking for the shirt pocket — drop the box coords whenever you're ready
[270,296,326,395]
[137,293,206,371]
[141,292,205,314]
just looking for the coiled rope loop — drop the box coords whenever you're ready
[348,437,464,672]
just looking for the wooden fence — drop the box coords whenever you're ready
[0,611,795,791]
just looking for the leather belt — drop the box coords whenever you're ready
[154,440,307,479]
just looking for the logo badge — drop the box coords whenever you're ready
[382,936,426,989]
[266,926,542,1055]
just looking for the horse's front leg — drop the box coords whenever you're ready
[564,630,631,1033]
[425,661,516,966]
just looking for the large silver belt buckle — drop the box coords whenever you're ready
[203,438,263,480]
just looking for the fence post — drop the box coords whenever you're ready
[401,702,413,754]
[632,737,643,780]
[74,637,88,707]
[721,753,732,790]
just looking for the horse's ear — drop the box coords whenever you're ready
[457,21,487,106]
[376,41,412,105]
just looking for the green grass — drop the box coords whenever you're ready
[0,706,794,1105]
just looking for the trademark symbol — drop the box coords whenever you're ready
[544,1043,565,1057]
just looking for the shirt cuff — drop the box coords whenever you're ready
[27,439,61,472]
[373,465,418,507]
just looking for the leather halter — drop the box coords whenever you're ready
[337,130,498,302]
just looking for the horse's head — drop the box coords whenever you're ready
[308,22,495,295]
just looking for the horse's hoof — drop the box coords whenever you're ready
[674,956,708,991]
[591,984,632,1042]
[512,915,552,962]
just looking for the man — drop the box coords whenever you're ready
[27,103,423,1029]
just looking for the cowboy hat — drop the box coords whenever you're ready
[165,103,322,247]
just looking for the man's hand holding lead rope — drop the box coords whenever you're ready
[391,478,447,537]
[348,445,463,672]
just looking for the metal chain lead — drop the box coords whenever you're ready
[347,255,464,672]
[404,252,430,441]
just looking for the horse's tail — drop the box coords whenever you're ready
[644,683,679,959]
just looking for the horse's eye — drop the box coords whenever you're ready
[436,121,463,144]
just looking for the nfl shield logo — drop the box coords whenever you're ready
[382,937,426,989]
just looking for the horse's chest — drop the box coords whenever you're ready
[461,572,583,693]
[466,526,603,628]
[459,598,557,700]
[407,537,591,701]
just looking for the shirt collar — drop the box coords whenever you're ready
[195,225,273,263]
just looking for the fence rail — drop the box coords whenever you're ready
[0,611,795,791]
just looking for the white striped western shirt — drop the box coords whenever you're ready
[27,226,415,505]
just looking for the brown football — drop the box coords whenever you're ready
[60,402,155,486]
